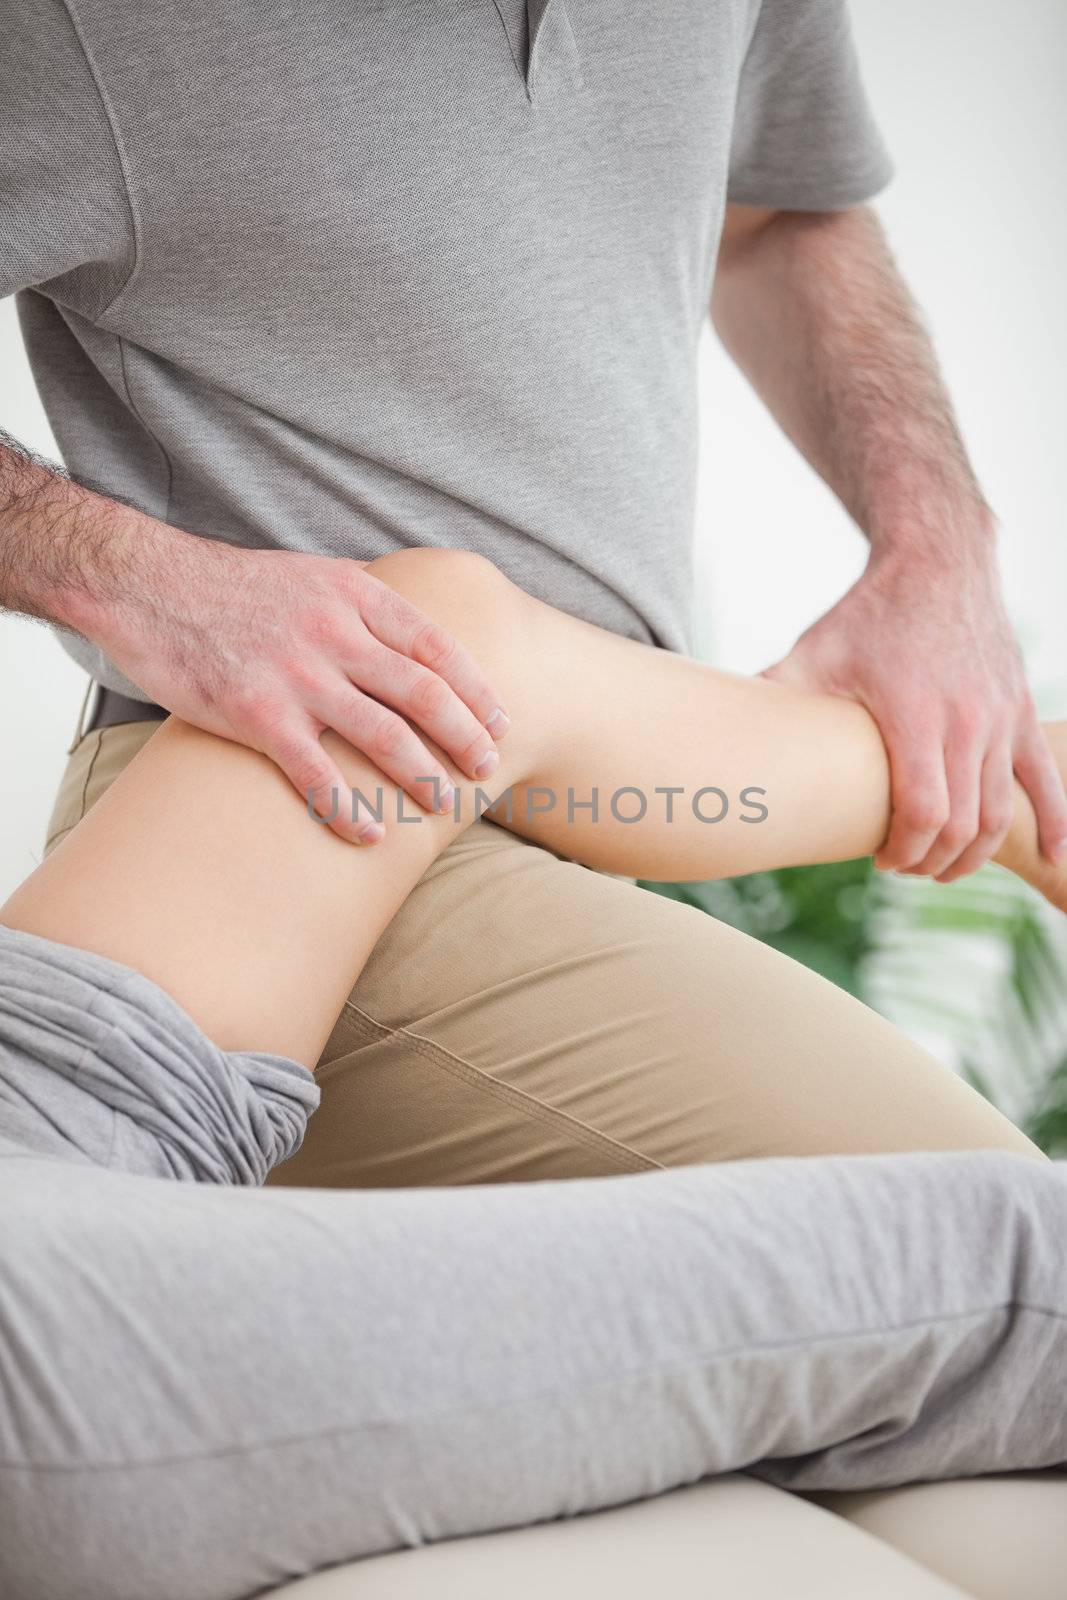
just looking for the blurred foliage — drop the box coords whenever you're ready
[1024,1051,1067,1156]
[640,858,877,997]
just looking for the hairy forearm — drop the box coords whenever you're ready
[0,430,197,641]
[710,206,994,566]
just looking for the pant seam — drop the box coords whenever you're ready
[46,723,162,855]
[56,729,107,853]
[5,1299,1062,1474]
[336,999,665,1176]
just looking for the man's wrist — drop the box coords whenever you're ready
[863,477,998,581]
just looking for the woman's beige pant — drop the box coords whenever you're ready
[43,718,1063,1599]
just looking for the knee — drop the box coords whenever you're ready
[365,546,515,624]
[364,547,530,681]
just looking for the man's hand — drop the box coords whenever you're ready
[762,547,1067,881]
[88,533,509,843]
[0,432,508,844]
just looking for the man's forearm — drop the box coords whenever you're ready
[710,205,994,567]
[0,430,189,641]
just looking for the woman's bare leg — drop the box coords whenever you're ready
[2,548,1063,1070]
[1,716,473,1067]
[369,551,1065,896]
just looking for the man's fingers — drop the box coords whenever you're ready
[874,736,951,872]
[314,683,462,818]
[758,652,819,690]
[933,742,1015,883]
[264,721,387,846]
[359,578,508,738]
[907,732,984,880]
[1014,722,1067,865]
[345,643,500,782]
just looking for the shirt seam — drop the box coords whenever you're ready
[489,0,525,82]
[59,2,175,523]
[116,334,175,524]
[60,0,142,324]
[737,0,768,74]
[725,161,895,213]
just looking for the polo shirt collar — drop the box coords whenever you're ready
[495,0,583,100]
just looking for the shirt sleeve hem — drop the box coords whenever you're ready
[727,156,895,213]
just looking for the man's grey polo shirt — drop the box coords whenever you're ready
[1,0,892,695]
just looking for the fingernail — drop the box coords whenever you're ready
[356,821,386,845]
[437,781,456,814]
[1052,836,1067,864]
[485,707,510,738]
[473,749,499,780]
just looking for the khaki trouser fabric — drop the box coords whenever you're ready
[44,719,1036,1194]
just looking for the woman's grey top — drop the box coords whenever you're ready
[0,0,891,695]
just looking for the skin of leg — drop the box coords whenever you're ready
[366,550,1064,897]
[3,547,1061,1071]
[2,714,476,1066]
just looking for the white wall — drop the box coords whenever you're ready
[2,0,1066,900]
